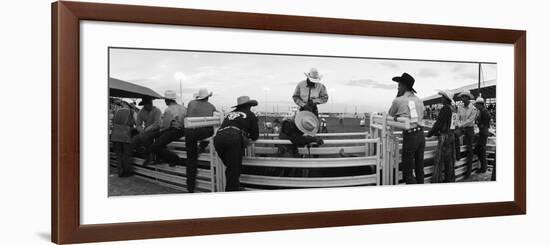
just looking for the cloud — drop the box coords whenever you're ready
[456,72,478,80]
[418,68,439,78]
[345,79,395,90]
[379,62,399,69]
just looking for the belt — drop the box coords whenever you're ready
[403,126,423,134]
[218,126,241,133]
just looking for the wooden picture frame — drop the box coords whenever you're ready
[51,1,526,244]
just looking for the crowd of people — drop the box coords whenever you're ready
[111,68,495,193]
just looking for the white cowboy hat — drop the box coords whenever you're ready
[304,68,322,82]
[231,96,258,108]
[164,90,177,100]
[437,90,454,102]
[457,90,474,99]
[475,97,485,104]
[294,110,319,135]
[195,88,213,100]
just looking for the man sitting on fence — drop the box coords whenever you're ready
[214,96,260,191]
[131,96,161,160]
[426,90,456,183]
[388,72,425,184]
[144,90,187,167]
[184,88,217,193]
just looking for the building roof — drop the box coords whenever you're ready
[109,77,164,99]
[422,79,496,106]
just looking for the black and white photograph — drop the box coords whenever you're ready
[108,47,497,196]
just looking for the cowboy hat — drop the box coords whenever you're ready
[195,88,213,100]
[164,90,178,100]
[458,90,474,99]
[437,90,454,102]
[475,97,485,104]
[138,96,153,106]
[304,68,322,82]
[392,72,416,93]
[232,96,258,108]
[294,110,319,135]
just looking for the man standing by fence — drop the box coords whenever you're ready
[131,97,161,160]
[292,68,329,116]
[474,97,490,174]
[455,90,477,178]
[426,90,456,183]
[214,96,259,191]
[145,90,187,167]
[185,88,217,193]
[388,72,425,184]
[111,106,136,177]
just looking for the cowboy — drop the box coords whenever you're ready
[130,96,161,160]
[145,90,187,167]
[474,97,490,174]
[278,110,324,158]
[292,68,329,116]
[214,96,260,191]
[184,88,217,193]
[388,72,425,184]
[110,106,136,177]
[426,90,457,183]
[455,90,477,178]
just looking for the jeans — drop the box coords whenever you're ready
[214,129,244,191]
[131,130,159,157]
[475,131,489,172]
[149,127,185,165]
[432,133,456,183]
[402,129,426,184]
[184,127,214,192]
[455,127,474,177]
[113,142,133,176]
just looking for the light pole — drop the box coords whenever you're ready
[263,87,270,126]
[173,72,186,104]
[329,88,336,114]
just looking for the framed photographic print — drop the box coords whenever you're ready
[52,1,526,244]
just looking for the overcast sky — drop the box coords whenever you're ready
[109,48,497,113]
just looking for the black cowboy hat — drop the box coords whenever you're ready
[392,72,417,93]
[138,96,153,106]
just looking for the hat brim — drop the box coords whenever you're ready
[392,77,417,93]
[195,92,213,100]
[437,91,453,102]
[232,100,258,108]
[458,93,474,99]
[305,73,322,82]
[294,111,319,135]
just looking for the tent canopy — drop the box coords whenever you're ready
[422,79,496,106]
[109,77,164,99]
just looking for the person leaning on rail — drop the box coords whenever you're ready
[455,90,477,178]
[426,90,457,183]
[184,88,217,193]
[131,96,161,163]
[213,96,260,191]
[144,90,187,167]
[474,96,490,174]
[388,72,426,184]
[292,68,329,116]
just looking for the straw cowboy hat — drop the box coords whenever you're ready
[304,68,323,82]
[475,97,485,104]
[392,72,417,93]
[164,90,178,100]
[195,88,213,100]
[437,90,454,102]
[458,90,474,99]
[294,110,320,135]
[232,96,258,108]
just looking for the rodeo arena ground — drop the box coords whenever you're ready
[108,75,496,196]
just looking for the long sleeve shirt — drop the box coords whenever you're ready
[457,103,477,128]
[220,108,259,141]
[187,100,217,117]
[476,107,491,135]
[136,106,161,132]
[279,119,319,147]
[428,104,452,136]
[388,91,425,126]
[292,80,329,107]
[161,103,187,130]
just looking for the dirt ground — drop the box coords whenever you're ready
[108,167,183,196]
